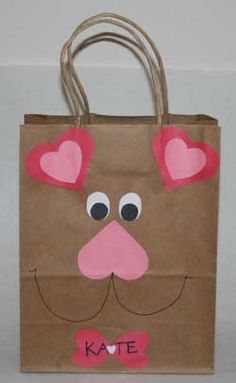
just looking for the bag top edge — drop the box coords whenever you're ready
[23,113,218,125]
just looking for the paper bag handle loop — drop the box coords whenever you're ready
[83,13,169,114]
[67,31,163,122]
[60,14,168,125]
[61,18,162,124]
[66,13,169,121]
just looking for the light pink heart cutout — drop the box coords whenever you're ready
[78,220,148,281]
[40,140,82,183]
[165,138,207,180]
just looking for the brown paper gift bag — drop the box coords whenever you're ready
[20,13,220,373]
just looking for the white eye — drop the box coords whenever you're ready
[119,192,142,221]
[87,192,110,220]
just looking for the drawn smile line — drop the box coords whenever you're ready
[29,268,189,323]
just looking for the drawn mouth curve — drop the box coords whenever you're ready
[30,268,189,323]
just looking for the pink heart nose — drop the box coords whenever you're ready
[78,221,148,281]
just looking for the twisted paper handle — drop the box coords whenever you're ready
[60,13,169,125]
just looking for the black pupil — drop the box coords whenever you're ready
[90,203,108,220]
[121,203,138,221]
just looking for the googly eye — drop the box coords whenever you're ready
[119,192,142,221]
[87,192,110,221]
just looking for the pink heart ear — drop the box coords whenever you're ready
[25,127,95,190]
[152,126,219,190]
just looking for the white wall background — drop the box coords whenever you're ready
[1,0,236,69]
[0,1,236,382]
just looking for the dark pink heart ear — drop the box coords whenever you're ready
[152,126,219,190]
[25,127,95,190]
